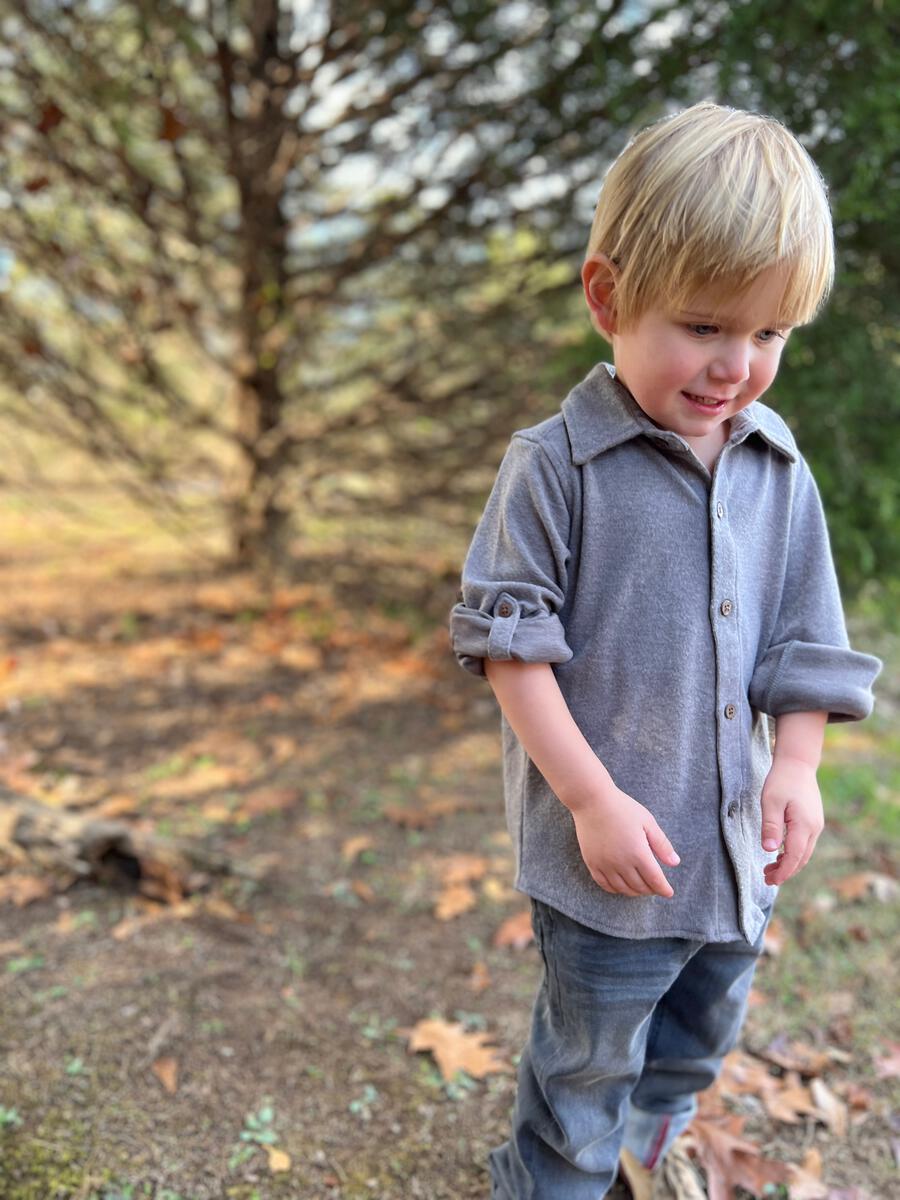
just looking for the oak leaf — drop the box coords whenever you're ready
[809,1077,848,1136]
[685,1114,789,1200]
[151,1056,178,1095]
[266,1146,292,1173]
[406,1017,510,1082]
[493,908,535,950]
[758,1035,830,1076]
[435,882,477,920]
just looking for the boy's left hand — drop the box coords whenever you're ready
[760,757,824,886]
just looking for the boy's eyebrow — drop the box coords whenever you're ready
[680,310,794,328]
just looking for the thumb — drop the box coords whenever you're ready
[760,791,786,852]
[645,819,680,867]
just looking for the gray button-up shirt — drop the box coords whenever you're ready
[450,363,881,943]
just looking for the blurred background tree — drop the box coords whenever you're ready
[0,0,895,599]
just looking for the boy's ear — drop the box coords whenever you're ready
[582,253,619,336]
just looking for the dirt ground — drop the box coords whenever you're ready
[0,502,897,1200]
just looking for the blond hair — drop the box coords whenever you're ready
[586,102,834,329]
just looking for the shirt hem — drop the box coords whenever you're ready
[518,882,761,944]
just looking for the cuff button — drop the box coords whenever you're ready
[497,601,514,618]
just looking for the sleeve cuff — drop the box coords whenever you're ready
[748,640,883,722]
[449,593,573,677]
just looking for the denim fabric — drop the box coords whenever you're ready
[490,899,769,1199]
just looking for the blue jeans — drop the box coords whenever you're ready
[490,899,769,1199]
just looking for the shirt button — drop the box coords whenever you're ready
[720,599,734,616]
[496,601,514,618]
[727,801,739,818]
[724,703,737,720]
[716,502,725,518]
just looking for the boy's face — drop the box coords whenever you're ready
[587,262,793,456]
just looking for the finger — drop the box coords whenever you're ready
[592,871,614,894]
[606,871,642,897]
[765,840,806,884]
[635,856,675,899]
[760,800,786,853]
[645,821,681,867]
[620,868,654,896]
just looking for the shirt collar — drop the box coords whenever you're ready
[561,362,797,465]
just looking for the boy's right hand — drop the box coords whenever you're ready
[570,788,680,898]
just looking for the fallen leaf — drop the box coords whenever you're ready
[240,787,299,818]
[763,917,787,956]
[406,1017,510,1082]
[686,1113,789,1200]
[482,877,515,902]
[761,1070,817,1125]
[718,1050,778,1098]
[873,1042,900,1079]
[151,1056,178,1094]
[351,880,376,903]
[341,835,374,863]
[493,909,534,950]
[266,1145,292,1173]
[786,1149,828,1200]
[618,1147,654,1200]
[438,854,489,885]
[829,871,899,903]
[0,874,55,907]
[469,961,491,992]
[435,883,477,920]
[810,1077,848,1136]
[758,1035,830,1076]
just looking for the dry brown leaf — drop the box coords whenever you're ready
[111,900,194,940]
[685,1114,789,1200]
[0,874,55,907]
[809,1077,848,1137]
[240,787,299,818]
[762,917,787,956]
[435,883,477,920]
[617,1147,654,1200]
[761,1070,817,1125]
[266,1145,292,1173]
[151,1056,178,1094]
[469,961,491,993]
[873,1041,900,1079]
[758,1035,830,1076]
[718,1050,778,1098]
[406,1017,510,1082]
[438,854,489,885]
[351,880,376,903]
[786,1149,828,1200]
[481,877,515,902]
[0,938,25,956]
[829,871,899,903]
[341,835,374,863]
[493,908,535,950]
[837,1081,874,1111]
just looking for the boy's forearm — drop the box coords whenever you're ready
[772,710,828,769]
[484,659,615,810]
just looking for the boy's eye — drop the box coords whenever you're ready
[757,329,785,343]
[687,324,717,336]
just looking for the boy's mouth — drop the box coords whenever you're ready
[682,391,730,411]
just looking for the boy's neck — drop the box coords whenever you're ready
[682,420,731,471]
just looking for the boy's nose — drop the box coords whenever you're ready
[709,342,751,384]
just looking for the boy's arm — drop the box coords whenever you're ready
[484,659,680,898]
[761,710,827,886]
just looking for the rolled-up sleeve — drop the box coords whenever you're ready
[450,434,574,677]
[748,460,881,721]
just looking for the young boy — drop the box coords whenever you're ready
[449,103,882,1199]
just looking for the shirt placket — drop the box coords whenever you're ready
[708,454,750,939]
